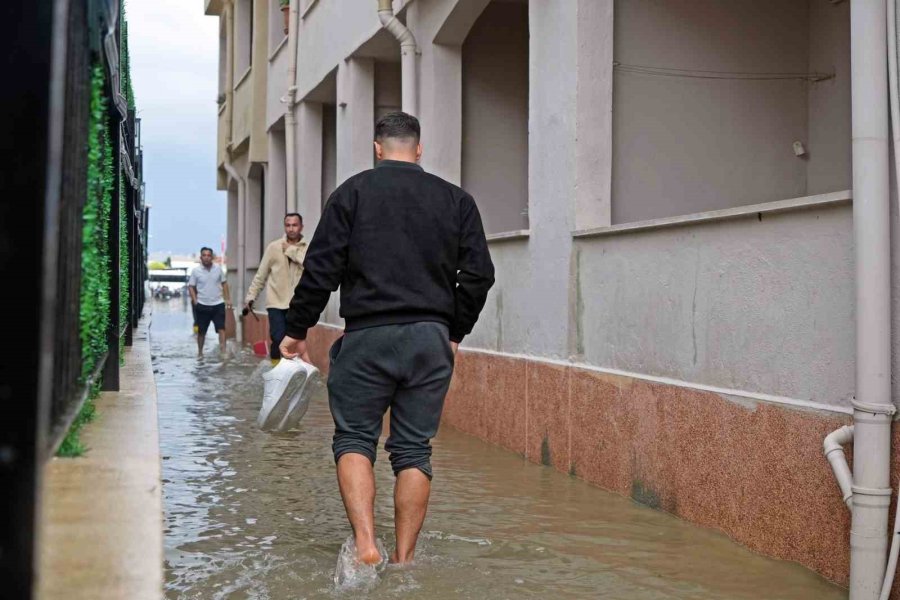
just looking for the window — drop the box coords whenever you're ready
[611,0,850,224]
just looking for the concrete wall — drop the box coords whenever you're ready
[576,204,854,409]
[806,0,851,195]
[295,0,383,101]
[612,0,811,224]
[232,74,253,149]
[267,0,287,53]
[234,0,253,74]
[266,128,287,240]
[321,103,337,208]
[461,1,529,235]
[266,40,289,129]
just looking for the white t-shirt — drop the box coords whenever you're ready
[189,264,226,306]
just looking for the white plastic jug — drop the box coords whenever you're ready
[258,358,325,432]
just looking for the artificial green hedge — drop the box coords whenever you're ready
[119,0,133,364]
[59,64,113,457]
[61,1,138,455]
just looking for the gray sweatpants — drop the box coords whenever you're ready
[327,321,455,479]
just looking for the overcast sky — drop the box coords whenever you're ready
[129,0,225,257]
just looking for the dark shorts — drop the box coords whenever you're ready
[267,308,288,359]
[327,321,454,479]
[195,302,226,334]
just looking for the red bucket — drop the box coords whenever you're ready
[252,339,269,357]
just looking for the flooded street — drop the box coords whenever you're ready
[153,300,844,600]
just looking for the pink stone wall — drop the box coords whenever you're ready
[282,327,900,594]
[444,349,864,591]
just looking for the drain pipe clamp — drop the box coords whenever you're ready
[851,399,897,416]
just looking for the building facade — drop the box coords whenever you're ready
[206,0,900,592]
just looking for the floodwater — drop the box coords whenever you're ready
[153,300,845,600]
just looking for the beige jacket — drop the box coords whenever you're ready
[245,236,308,310]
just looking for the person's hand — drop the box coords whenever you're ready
[281,241,288,252]
[191,298,197,306]
[225,302,233,310]
[451,341,459,356]
[280,336,311,363]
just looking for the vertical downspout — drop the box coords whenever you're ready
[850,0,895,598]
[284,0,300,213]
[377,0,418,116]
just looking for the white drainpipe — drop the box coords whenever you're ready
[283,0,300,213]
[848,0,894,597]
[377,0,418,116]
[823,425,854,510]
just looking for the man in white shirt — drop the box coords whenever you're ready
[188,247,232,356]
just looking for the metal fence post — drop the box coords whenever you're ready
[0,0,70,596]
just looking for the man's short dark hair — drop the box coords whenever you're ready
[374,112,420,144]
[284,212,303,223]
[200,247,214,255]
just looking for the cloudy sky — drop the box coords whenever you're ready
[129,0,224,257]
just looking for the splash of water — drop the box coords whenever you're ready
[333,535,388,591]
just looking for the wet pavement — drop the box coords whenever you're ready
[153,300,845,599]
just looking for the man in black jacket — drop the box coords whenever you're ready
[280,112,494,567]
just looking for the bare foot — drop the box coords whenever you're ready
[357,544,382,565]
[389,551,413,565]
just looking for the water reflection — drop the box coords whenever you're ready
[153,300,844,599]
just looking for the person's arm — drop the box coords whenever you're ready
[222,282,232,308]
[284,188,353,341]
[245,245,273,306]
[450,195,495,344]
[187,271,198,305]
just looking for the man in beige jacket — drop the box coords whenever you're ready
[243,213,308,362]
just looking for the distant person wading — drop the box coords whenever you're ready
[188,247,231,357]
[280,112,495,569]
[243,213,308,364]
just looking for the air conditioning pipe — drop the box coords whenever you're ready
[376,0,418,116]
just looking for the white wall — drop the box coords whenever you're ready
[612,0,812,224]
[245,168,264,266]
[461,1,529,235]
[266,39,289,129]
[266,129,287,241]
[235,0,253,75]
[321,103,337,207]
[806,0,851,195]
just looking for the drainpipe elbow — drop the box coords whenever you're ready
[378,9,417,49]
[824,425,854,510]
[824,424,854,456]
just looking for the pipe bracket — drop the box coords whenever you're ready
[851,399,897,415]
[851,485,894,496]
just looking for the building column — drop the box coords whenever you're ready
[266,132,287,241]
[336,57,375,184]
[419,42,462,185]
[295,100,324,229]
